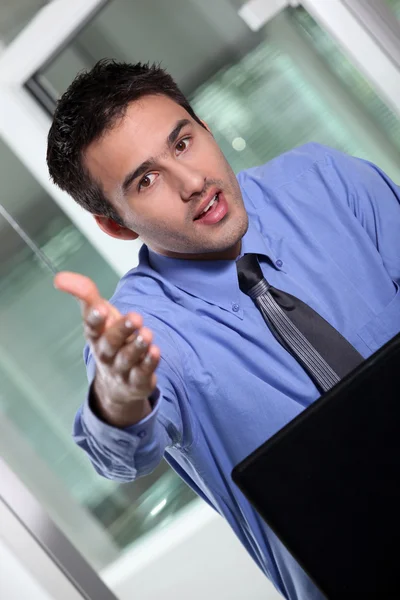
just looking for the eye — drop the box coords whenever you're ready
[138,172,157,191]
[175,137,191,154]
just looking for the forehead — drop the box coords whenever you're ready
[84,95,192,194]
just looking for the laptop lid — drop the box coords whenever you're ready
[232,333,400,599]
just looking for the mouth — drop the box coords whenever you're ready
[194,190,220,220]
[193,191,228,225]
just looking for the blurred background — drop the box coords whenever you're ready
[1,1,400,598]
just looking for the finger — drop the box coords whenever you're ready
[141,345,161,374]
[85,302,122,334]
[83,303,109,340]
[54,272,102,306]
[84,303,139,341]
[129,345,160,390]
[114,327,153,374]
[54,271,120,327]
[94,313,143,360]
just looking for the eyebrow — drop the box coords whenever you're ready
[121,118,192,194]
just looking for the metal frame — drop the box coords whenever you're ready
[0,0,107,85]
[0,84,141,275]
[238,0,290,31]
[301,0,400,118]
[342,0,400,72]
[0,457,118,600]
[266,7,400,180]
[0,412,120,570]
[239,0,400,119]
[0,0,141,277]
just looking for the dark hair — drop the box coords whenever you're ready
[47,59,203,225]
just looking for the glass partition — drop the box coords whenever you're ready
[387,0,400,17]
[36,2,400,180]
[188,7,400,179]
[37,0,263,99]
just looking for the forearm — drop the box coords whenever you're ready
[77,336,186,482]
[73,385,165,482]
[92,375,152,428]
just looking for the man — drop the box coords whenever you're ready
[47,59,400,600]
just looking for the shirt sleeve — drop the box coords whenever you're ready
[73,318,193,483]
[324,145,400,285]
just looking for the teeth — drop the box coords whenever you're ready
[200,194,218,216]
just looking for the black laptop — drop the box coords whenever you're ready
[232,332,400,600]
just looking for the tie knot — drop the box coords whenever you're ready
[236,254,268,298]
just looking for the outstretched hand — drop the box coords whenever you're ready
[54,272,160,424]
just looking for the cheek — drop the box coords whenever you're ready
[126,187,177,224]
[209,146,232,176]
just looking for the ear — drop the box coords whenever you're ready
[94,215,139,241]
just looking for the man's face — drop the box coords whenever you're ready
[84,94,248,259]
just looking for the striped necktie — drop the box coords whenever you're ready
[236,253,364,393]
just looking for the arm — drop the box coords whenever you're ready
[54,272,191,482]
[74,342,188,482]
[325,147,400,285]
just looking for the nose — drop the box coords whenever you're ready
[172,161,206,201]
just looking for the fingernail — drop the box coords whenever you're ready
[143,353,152,366]
[135,335,148,350]
[88,308,103,325]
[125,319,134,329]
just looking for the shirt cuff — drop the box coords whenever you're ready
[81,382,162,448]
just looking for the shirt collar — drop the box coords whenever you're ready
[146,217,281,313]
[239,216,281,263]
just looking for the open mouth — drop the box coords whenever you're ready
[194,193,219,221]
[193,191,228,225]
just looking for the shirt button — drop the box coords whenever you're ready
[116,439,130,447]
[232,303,240,313]
[276,259,283,268]
[138,430,147,439]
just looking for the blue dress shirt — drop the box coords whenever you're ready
[74,143,400,600]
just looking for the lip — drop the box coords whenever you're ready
[193,187,221,220]
[195,192,228,225]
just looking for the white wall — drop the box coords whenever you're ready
[0,498,84,600]
[0,498,281,600]
[0,538,55,600]
[102,500,281,600]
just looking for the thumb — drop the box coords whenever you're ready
[54,271,120,323]
[54,271,101,305]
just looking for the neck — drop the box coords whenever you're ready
[156,240,242,262]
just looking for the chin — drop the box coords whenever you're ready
[223,210,248,244]
[208,211,248,255]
